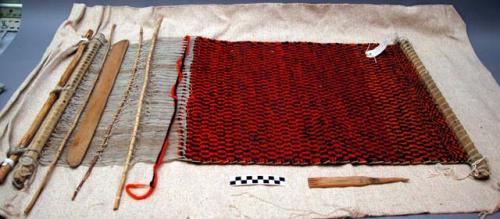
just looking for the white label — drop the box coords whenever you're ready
[365,39,390,58]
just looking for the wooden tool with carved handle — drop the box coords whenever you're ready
[0,29,93,184]
[308,176,409,188]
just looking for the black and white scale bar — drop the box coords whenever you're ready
[230,175,286,186]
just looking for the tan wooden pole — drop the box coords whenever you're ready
[114,17,163,210]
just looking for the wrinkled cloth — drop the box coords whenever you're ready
[0,3,499,218]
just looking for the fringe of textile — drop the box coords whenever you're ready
[397,39,490,179]
[175,37,196,160]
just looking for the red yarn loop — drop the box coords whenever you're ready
[125,184,154,200]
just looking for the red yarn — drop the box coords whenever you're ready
[125,36,191,200]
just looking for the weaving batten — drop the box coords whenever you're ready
[11,34,106,189]
[23,27,117,215]
[124,22,191,200]
[0,30,93,184]
[397,39,490,180]
[112,26,145,210]
[71,26,136,201]
[66,25,129,168]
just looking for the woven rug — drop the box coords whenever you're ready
[36,35,488,176]
[175,37,472,166]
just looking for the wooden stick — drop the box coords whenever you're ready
[0,30,93,184]
[114,18,163,210]
[11,34,105,189]
[22,27,115,215]
[308,176,409,188]
[72,26,142,201]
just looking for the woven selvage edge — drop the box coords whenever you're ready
[397,39,490,180]
[176,157,465,166]
[176,37,196,159]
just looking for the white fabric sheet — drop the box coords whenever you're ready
[0,3,499,218]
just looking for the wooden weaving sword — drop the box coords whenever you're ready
[66,40,129,168]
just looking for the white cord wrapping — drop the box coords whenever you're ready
[1,158,14,167]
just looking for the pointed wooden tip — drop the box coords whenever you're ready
[84,29,94,39]
[156,16,164,23]
[113,199,120,211]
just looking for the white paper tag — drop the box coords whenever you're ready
[365,38,390,58]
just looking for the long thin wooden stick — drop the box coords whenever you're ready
[0,30,93,184]
[114,18,163,210]
[71,26,142,201]
[22,27,115,215]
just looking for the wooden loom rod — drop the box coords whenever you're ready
[23,27,116,215]
[114,18,163,211]
[11,33,106,189]
[397,39,490,179]
[0,30,93,184]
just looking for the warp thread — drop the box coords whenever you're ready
[230,192,366,218]
[479,203,500,219]
[125,35,191,200]
[41,40,184,166]
[428,157,486,180]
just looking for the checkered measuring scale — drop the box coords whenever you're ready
[230,175,286,186]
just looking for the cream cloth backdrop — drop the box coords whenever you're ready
[0,3,499,218]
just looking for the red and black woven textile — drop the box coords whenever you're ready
[177,37,468,166]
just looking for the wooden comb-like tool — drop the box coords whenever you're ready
[308,176,409,188]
